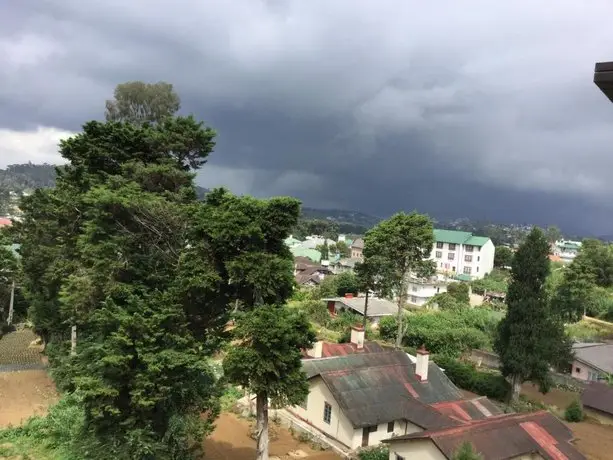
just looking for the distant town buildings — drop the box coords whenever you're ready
[553,240,582,262]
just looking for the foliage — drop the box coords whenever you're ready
[379,309,500,357]
[313,276,339,299]
[545,226,562,245]
[358,445,389,460]
[434,356,510,401]
[292,218,339,241]
[220,385,243,412]
[447,282,470,304]
[0,163,56,192]
[335,272,359,296]
[335,240,351,258]
[495,228,572,401]
[470,268,509,295]
[363,212,434,346]
[105,81,181,124]
[426,292,465,311]
[224,305,316,407]
[566,318,613,342]
[453,442,483,460]
[493,246,514,268]
[564,400,585,422]
[293,300,331,327]
[329,310,364,333]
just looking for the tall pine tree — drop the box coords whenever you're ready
[495,227,571,402]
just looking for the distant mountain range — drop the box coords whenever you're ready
[300,207,382,229]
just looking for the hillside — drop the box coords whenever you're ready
[0,163,57,192]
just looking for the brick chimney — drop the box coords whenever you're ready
[307,341,323,358]
[345,293,354,299]
[350,325,365,350]
[415,345,429,381]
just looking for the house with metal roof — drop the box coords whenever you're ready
[384,410,585,460]
[581,381,613,425]
[289,331,504,451]
[430,229,495,281]
[570,342,613,382]
[322,295,397,325]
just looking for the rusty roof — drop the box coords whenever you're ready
[430,397,503,422]
[581,381,613,416]
[385,411,585,460]
[321,341,388,357]
[303,351,464,429]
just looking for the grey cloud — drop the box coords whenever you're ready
[2,0,613,234]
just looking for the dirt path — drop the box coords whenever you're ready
[203,413,340,460]
[0,369,58,428]
[570,420,613,460]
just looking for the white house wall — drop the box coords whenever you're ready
[388,439,447,460]
[429,239,495,280]
[290,377,355,449]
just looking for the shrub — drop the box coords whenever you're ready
[358,445,389,460]
[453,442,483,460]
[435,356,510,401]
[378,316,398,342]
[564,400,585,422]
[447,282,470,304]
[295,300,331,327]
[220,385,243,411]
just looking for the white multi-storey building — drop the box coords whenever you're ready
[429,229,495,280]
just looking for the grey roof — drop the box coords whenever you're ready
[350,238,364,249]
[581,381,613,416]
[385,411,585,460]
[332,257,361,268]
[303,351,463,429]
[573,343,613,374]
[323,296,397,317]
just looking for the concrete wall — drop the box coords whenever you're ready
[428,239,494,280]
[389,440,545,460]
[571,360,603,382]
[407,281,447,307]
[388,439,447,460]
[353,420,421,448]
[290,377,355,449]
[478,240,495,279]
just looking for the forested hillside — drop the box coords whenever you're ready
[0,163,57,191]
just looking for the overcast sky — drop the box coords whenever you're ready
[2,1,613,235]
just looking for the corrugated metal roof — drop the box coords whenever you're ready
[321,342,388,357]
[431,397,503,422]
[574,343,613,374]
[386,411,585,460]
[303,351,464,429]
[581,381,613,416]
[322,297,397,317]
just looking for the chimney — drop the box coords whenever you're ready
[307,341,323,358]
[415,345,429,381]
[350,325,365,350]
[345,293,354,299]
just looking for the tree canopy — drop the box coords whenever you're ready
[494,228,571,402]
[493,246,514,268]
[105,81,181,124]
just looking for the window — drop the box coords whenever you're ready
[299,396,308,410]
[436,242,443,249]
[588,371,600,381]
[476,267,479,273]
[367,425,377,433]
[323,402,332,424]
[575,367,581,374]
[396,455,405,460]
[436,287,440,293]
[464,255,473,262]
[448,243,456,250]
[410,296,417,303]
[452,266,456,272]
[465,245,473,252]
[411,285,418,292]
[387,421,394,433]
[463,267,472,275]
[477,256,480,262]
[435,251,442,258]
[448,253,455,260]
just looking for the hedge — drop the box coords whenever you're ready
[434,356,510,401]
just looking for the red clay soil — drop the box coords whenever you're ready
[570,420,613,460]
[0,370,58,428]
[203,413,340,460]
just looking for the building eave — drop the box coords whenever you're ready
[594,61,613,103]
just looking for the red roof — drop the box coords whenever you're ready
[322,341,387,357]
[430,397,503,422]
[0,218,12,227]
[385,411,585,460]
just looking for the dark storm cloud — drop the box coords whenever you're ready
[2,0,613,234]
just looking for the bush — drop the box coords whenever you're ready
[447,282,470,304]
[471,269,509,295]
[358,445,389,460]
[220,385,243,411]
[294,300,331,327]
[378,316,398,342]
[435,356,510,401]
[564,400,585,422]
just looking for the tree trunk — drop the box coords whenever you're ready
[255,391,269,460]
[7,281,15,325]
[362,290,369,330]
[71,325,77,356]
[509,374,522,403]
[395,298,403,348]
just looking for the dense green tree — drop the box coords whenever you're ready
[224,306,315,460]
[335,240,351,258]
[16,115,223,458]
[363,212,434,347]
[426,292,464,311]
[317,241,330,260]
[0,243,19,326]
[355,256,390,328]
[494,228,571,402]
[545,226,562,245]
[447,282,470,304]
[105,81,181,124]
[335,272,358,297]
[453,442,483,460]
[493,246,514,268]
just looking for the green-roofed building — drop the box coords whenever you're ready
[431,228,494,281]
[284,236,302,248]
[290,247,321,263]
